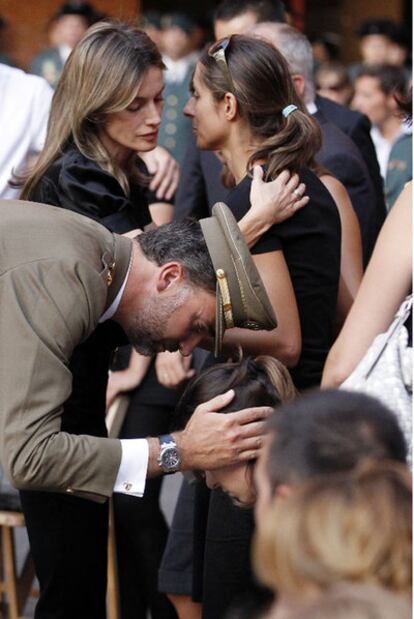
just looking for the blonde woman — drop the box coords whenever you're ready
[254,462,412,619]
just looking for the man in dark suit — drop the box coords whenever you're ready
[314,109,379,266]
[315,93,386,217]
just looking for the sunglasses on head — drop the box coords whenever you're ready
[208,36,236,93]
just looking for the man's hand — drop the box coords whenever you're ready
[140,146,180,201]
[174,390,272,470]
[155,351,195,388]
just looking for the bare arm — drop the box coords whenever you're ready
[322,182,412,387]
[221,250,302,366]
[149,202,174,226]
[106,351,153,408]
[320,174,363,327]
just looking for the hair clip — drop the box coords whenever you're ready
[282,104,298,118]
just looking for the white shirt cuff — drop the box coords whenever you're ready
[114,439,149,497]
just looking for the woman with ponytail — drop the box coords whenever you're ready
[185,34,342,391]
[162,35,342,619]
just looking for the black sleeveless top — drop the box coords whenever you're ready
[226,166,341,390]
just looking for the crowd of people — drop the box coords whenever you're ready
[0,1,412,619]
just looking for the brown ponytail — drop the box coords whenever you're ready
[199,34,321,179]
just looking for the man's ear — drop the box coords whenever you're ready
[291,74,306,101]
[387,92,400,112]
[223,92,238,121]
[156,262,185,292]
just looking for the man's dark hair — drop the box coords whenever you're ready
[356,63,407,96]
[136,218,216,293]
[214,0,286,24]
[356,18,396,40]
[266,389,407,491]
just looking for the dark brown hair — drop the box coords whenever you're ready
[198,34,321,181]
[172,355,296,431]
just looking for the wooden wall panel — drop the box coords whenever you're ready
[0,0,141,69]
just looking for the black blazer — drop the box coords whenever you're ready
[315,109,381,266]
[316,94,386,229]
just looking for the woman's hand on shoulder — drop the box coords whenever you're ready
[250,166,308,223]
[240,166,309,248]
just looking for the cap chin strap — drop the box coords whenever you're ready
[216,268,234,328]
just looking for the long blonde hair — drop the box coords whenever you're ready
[19,21,164,199]
[254,461,412,597]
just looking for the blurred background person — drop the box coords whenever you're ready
[315,61,354,107]
[158,12,199,165]
[385,89,412,211]
[30,1,102,88]
[388,22,412,72]
[254,462,412,619]
[0,15,14,66]
[139,10,164,50]
[213,0,286,40]
[352,64,410,180]
[310,31,341,72]
[348,19,397,82]
[0,62,52,198]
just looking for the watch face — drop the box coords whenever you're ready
[162,447,180,469]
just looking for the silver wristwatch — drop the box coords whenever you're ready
[158,434,181,473]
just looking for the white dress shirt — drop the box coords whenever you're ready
[371,123,411,179]
[100,264,151,498]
